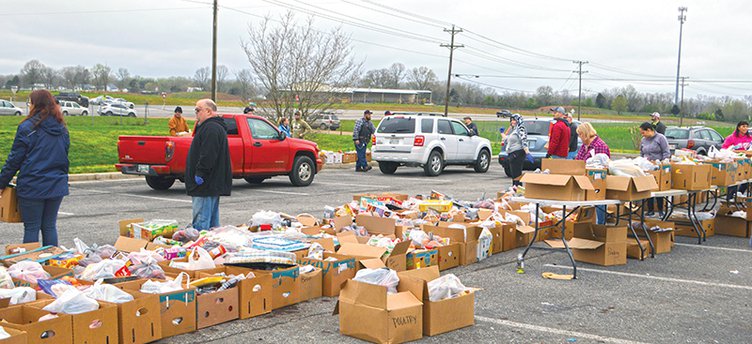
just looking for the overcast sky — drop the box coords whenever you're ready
[2,0,750,98]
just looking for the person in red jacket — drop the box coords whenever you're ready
[547,106,570,159]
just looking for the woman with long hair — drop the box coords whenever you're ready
[0,89,70,246]
[722,121,752,150]
[502,113,529,186]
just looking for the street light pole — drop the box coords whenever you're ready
[441,25,463,116]
[674,7,687,106]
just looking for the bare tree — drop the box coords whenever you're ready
[20,60,45,88]
[388,63,406,88]
[116,68,131,91]
[92,64,112,91]
[40,66,58,89]
[242,12,362,121]
[216,65,229,93]
[407,66,437,90]
[234,68,256,103]
[360,68,393,88]
[61,66,77,89]
[194,67,210,90]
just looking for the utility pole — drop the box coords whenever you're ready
[573,60,588,121]
[674,7,687,106]
[211,0,218,102]
[678,76,689,126]
[441,25,463,116]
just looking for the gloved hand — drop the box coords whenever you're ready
[194,176,204,186]
[526,154,535,164]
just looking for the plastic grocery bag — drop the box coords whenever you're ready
[169,247,215,270]
[129,260,166,280]
[249,210,283,228]
[172,227,200,243]
[42,288,99,315]
[127,249,164,264]
[427,274,469,302]
[0,267,14,289]
[307,242,324,260]
[8,261,51,284]
[0,287,36,305]
[83,280,135,303]
[140,272,189,294]
[0,326,10,339]
[79,259,127,281]
[353,268,399,294]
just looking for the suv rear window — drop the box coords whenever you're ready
[665,128,688,139]
[377,117,415,134]
[421,119,433,133]
[524,121,551,135]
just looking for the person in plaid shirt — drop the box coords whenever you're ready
[575,122,610,160]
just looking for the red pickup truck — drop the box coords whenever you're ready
[116,114,324,190]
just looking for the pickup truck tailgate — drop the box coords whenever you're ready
[118,136,172,164]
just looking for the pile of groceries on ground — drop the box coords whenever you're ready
[0,149,750,343]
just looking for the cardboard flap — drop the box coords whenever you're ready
[386,291,423,310]
[312,238,336,252]
[478,209,494,221]
[389,241,411,256]
[567,237,604,250]
[397,265,440,282]
[572,176,595,190]
[519,173,571,186]
[606,176,631,191]
[332,216,352,231]
[633,175,659,192]
[545,239,566,248]
[114,236,148,252]
[337,243,387,259]
[516,225,535,234]
[337,231,359,244]
[542,159,586,175]
[355,214,397,236]
[422,224,465,243]
[360,258,387,269]
[301,226,323,236]
[296,214,318,227]
[339,279,386,309]
[118,218,144,237]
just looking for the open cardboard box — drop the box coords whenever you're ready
[335,278,423,344]
[250,266,300,310]
[12,266,73,289]
[713,213,751,238]
[0,305,73,344]
[197,266,272,319]
[116,279,189,340]
[626,238,652,260]
[704,160,738,186]
[519,173,594,201]
[298,251,356,297]
[0,326,27,344]
[586,168,608,200]
[27,299,118,344]
[397,266,476,336]
[406,249,438,270]
[4,242,41,256]
[546,224,627,266]
[605,175,657,201]
[193,283,239,329]
[355,214,397,236]
[437,243,461,271]
[422,224,481,266]
[671,163,712,191]
[299,267,323,302]
[641,220,675,254]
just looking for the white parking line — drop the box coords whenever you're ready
[58,212,75,216]
[475,316,649,344]
[69,178,142,185]
[543,264,752,291]
[121,193,193,204]
[255,190,310,196]
[315,182,389,188]
[674,243,752,253]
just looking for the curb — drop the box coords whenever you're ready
[68,172,140,182]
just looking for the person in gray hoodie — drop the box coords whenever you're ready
[639,122,670,216]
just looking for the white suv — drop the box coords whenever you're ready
[372,115,492,176]
[59,101,89,116]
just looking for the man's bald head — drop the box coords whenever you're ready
[195,98,218,124]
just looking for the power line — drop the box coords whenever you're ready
[361,0,453,27]
[0,6,207,16]
[462,29,573,62]
[460,47,572,73]
[339,0,445,29]
[455,76,534,94]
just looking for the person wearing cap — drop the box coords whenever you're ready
[353,110,376,172]
[547,106,570,159]
[292,111,312,139]
[384,110,392,116]
[565,112,579,159]
[169,106,190,136]
[463,116,478,136]
[651,112,666,135]
[243,106,254,114]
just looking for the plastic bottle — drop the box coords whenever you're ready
[516,254,525,274]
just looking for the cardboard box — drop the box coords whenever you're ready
[252,266,300,310]
[157,258,222,279]
[337,242,387,268]
[383,241,411,272]
[541,159,586,175]
[355,214,397,236]
[406,249,438,270]
[626,239,652,260]
[336,279,423,344]
[705,161,738,186]
[299,268,323,302]
[586,168,608,200]
[27,300,118,344]
[4,242,41,256]
[397,266,475,336]
[195,286,239,329]
[546,224,627,266]
[298,252,356,297]
[520,173,594,201]
[421,224,481,266]
[0,327,27,344]
[642,220,675,254]
[671,164,712,191]
[736,196,752,221]
[0,187,22,223]
[0,305,73,344]
[116,280,196,338]
[606,175,657,201]
[436,243,460,271]
[196,266,273,320]
[674,218,714,238]
[713,215,750,238]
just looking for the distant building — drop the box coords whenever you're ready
[187,87,204,92]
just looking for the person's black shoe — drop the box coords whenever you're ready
[646,211,655,217]
[365,165,372,171]
[355,167,363,172]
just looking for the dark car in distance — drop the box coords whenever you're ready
[55,92,89,108]
[664,126,724,155]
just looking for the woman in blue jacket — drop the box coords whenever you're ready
[0,89,70,246]
[278,117,291,137]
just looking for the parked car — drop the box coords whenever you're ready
[372,114,492,176]
[116,113,323,189]
[665,126,724,155]
[98,103,137,117]
[55,92,89,107]
[0,99,23,116]
[113,98,135,109]
[496,109,512,118]
[90,95,114,105]
[59,101,89,116]
[310,112,340,130]
[497,119,582,177]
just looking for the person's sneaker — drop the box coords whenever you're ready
[658,211,665,218]
[646,211,655,217]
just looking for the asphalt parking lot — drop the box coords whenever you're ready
[1,164,750,343]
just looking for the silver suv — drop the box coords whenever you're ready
[98,103,137,117]
[311,112,340,130]
[0,99,23,116]
[59,101,89,116]
[372,115,492,176]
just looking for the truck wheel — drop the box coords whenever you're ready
[319,123,327,130]
[289,156,315,186]
[82,111,88,116]
[244,177,266,184]
[145,176,175,190]
[423,150,444,177]
[379,161,398,174]
[474,149,491,173]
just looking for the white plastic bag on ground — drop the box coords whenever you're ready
[249,211,283,228]
[169,247,215,270]
[83,280,135,304]
[0,287,36,305]
[42,288,99,315]
[353,268,399,294]
[427,274,469,302]
[8,261,51,284]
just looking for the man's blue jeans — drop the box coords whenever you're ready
[355,142,368,170]
[192,196,220,230]
[596,205,607,225]
[567,151,577,160]
[18,196,63,246]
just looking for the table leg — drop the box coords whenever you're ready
[662,196,675,221]
[559,205,577,279]
[522,203,540,259]
[615,204,621,226]
[639,199,655,258]
[688,192,705,244]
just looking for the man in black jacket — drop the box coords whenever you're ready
[186,99,232,230]
[651,112,666,135]
[353,110,375,172]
